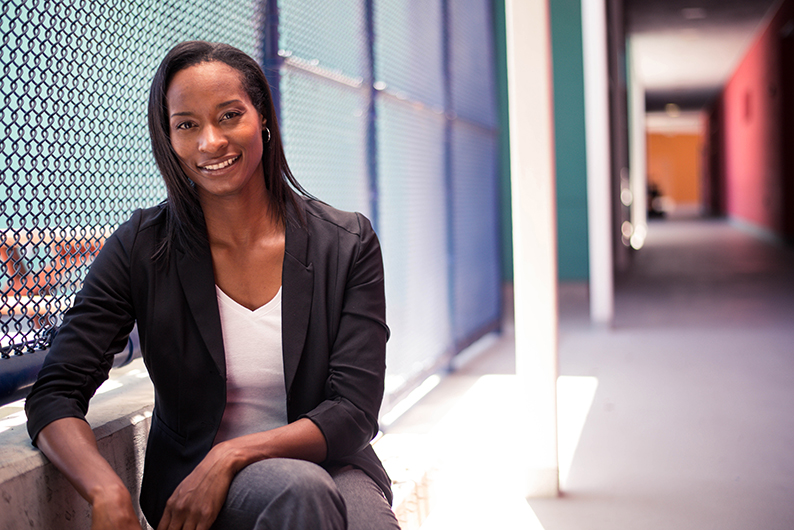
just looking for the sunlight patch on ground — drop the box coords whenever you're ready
[412,374,598,529]
[557,375,599,487]
[418,375,547,529]
[0,400,27,434]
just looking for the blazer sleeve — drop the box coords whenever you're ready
[301,213,389,461]
[25,211,140,444]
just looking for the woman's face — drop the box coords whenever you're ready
[166,61,266,203]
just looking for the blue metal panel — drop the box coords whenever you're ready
[376,95,450,393]
[448,0,498,129]
[277,0,371,215]
[449,122,501,345]
[447,0,501,346]
[373,0,445,109]
[365,0,380,230]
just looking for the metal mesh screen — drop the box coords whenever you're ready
[448,0,501,345]
[278,0,371,215]
[279,0,367,78]
[376,95,450,393]
[450,122,500,345]
[372,0,450,395]
[373,0,444,110]
[0,0,264,358]
[280,69,370,215]
[449,0,498,128]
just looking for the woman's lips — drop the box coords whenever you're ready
[198,155,240,171]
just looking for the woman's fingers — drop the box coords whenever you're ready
[159,496,217,530]
[156,452,233,530]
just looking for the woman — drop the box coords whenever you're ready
[25,41,399,530]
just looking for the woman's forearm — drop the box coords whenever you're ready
[220,417,327,474]
[35,417,133,508]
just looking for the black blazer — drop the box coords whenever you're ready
[25,194,392,526]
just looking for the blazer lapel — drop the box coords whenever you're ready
[176,244,226,379]
[282,205,314,393]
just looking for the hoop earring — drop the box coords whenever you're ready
[265,127,271,143]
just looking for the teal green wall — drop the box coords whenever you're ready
[493,0,513,282]
[550,0,589,280]
[491,0,588,282]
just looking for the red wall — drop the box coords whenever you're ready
[717,0,793,234]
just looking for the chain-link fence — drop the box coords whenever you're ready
[0,0,263,360]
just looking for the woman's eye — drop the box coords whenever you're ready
[221,111,240,121]
[175,122,193,131]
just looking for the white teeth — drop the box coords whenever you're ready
[200,156,238,171]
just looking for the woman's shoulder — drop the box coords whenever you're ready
[295,196,381,268]
[96,203,169,264]
[298,196,373,237]
[112,202,168,240]
[132,202,168,231]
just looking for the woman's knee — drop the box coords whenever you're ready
[268,459,340,500]
[215,459,346,530]
[330,466,401,530]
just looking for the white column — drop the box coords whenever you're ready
[504,0,559,497]
[627,37,648,250]
[581,0,614,325]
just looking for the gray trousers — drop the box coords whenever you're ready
[209,458,401,530]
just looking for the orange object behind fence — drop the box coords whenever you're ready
[0,228,109,330]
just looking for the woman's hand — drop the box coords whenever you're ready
[156,443,238,530]
[90,485,143,530]
[156,419,326,530]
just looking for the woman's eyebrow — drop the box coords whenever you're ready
[170,100,243,119]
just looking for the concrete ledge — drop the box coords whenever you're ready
[0,359,154,529]
[0,359,432,529]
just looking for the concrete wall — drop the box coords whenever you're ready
[495,0,595,282]
[0,360,154,530]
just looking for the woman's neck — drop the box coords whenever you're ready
[200,186,284,249]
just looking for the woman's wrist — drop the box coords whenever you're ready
[212,438,259,475]
[87,480,132,507]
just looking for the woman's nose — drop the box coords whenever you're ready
[198,125,227,153]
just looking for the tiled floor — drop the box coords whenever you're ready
[385,217,794,529]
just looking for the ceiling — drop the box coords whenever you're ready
[624,0,781,112]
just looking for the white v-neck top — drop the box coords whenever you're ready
[213,285,288,444]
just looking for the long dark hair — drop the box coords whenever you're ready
[148,41,307,260]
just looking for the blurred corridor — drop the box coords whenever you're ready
[387,216,794,529]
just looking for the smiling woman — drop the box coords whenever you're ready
[165,61,284,311]
[24,42,400,530]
